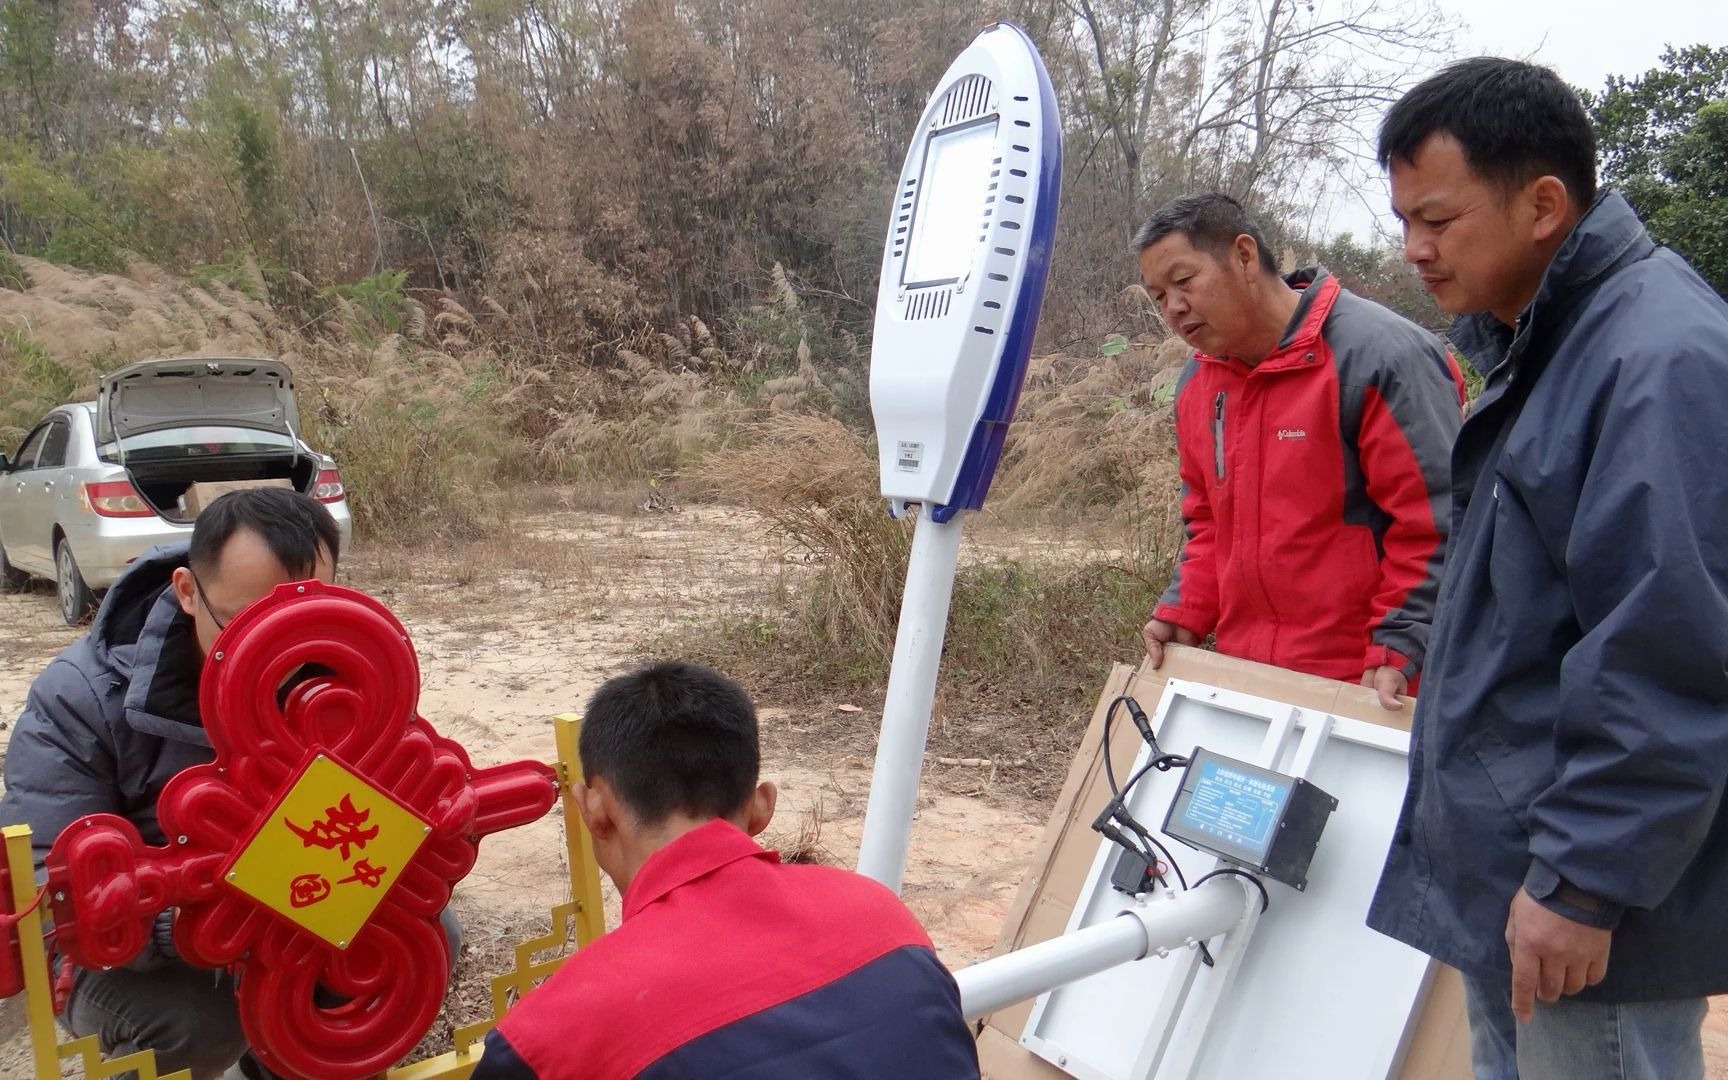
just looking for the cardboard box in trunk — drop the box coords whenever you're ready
[976,645,1472,1080]
[178,478,293,516]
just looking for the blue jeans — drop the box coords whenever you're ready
[1462,973,1707,1080]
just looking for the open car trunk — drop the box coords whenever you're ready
[99,357,299,446]
[125,452,319,523]
[95,356,315,522]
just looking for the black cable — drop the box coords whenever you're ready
[1139,829,1189,891]
[1123,695,1158,744]
[1097,695,1153,858]
[1098,698,1165,865]
[1106,763,1181,880]
[1099,705,1263,968]
[1103,695,1188,801]
[1092,701,1221,966]
[1098,696,1166,864]
[1101,695,1129,798]
[1105,709,1191,884]
[1120,755,1158,795]
[1192,868,1272,913]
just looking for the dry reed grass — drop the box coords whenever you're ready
[2,253,1194,747]
[670,405,1184,782]
[0,255,640,538]
[685,414,913,672]
[992,340,1189,521]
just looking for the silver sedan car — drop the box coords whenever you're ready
[0,357,353,623]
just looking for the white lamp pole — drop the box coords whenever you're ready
[856,22,1061,892]
[855,510,966,888]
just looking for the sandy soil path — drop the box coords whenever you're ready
[0,499,1721,1075]
[0,502,1045,1074]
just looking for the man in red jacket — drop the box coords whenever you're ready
[471,661,980,1080]
[1138,193,1464,707]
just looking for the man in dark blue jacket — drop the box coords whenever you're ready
[0,488,343,1078]
[472,661,980,1080]
[1367,58,1728,1080]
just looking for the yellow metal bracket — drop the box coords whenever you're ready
[552,713,608,949]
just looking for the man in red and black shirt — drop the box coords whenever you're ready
[471,661,980,1080]
[1137,193,1465,707]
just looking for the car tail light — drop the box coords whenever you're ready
[312,468,345,503]
[82,480,156,518]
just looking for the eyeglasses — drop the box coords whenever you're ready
[187,565,233,631]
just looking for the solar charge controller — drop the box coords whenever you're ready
[1162,748,1338,891]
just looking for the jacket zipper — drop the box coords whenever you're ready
[1212,391,1227,480]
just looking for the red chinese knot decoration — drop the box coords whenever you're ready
[44,581,558,1079]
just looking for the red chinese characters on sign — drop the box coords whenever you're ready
[290,874,332,908]
[336,859,387,888]
[282,795,390,908]
[285,795,379,859]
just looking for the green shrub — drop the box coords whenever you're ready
[0,327,82,448]
[0,248,27,290]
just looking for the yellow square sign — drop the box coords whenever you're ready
[223,753,430,949]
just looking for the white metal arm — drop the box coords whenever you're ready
[952,876,1254,1021]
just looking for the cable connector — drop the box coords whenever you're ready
[1094,817,1138,854]
[1124,695,1156,744]
[1110,847,1158,895]
[1120,696,1189,772]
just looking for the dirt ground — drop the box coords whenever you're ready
[0,498,1050,1075]
[0,495,1724,1076]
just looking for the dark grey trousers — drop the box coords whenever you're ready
[62,907,463,1080]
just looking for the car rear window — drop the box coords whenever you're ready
[99,425,298,461]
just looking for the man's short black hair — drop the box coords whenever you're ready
[1378,57,1597,210]
[1133,193,1280,276]
[579,661,759,826]
[188,487,341,579]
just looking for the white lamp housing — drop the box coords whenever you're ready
[868,22,1062,521]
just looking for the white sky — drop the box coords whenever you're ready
[1321,0,1728,241]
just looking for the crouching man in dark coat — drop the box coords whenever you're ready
[1,488,455,1079]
